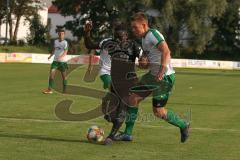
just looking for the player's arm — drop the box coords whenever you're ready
[48,42,55,60]
[148,30,170,81]
[87,49,94,72]
[134,41,143,58]
[84,22,100,49]
[135,42,149,69]
[48,50,54,60]
[156,41,171,81]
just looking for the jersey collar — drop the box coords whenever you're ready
[143,29,151,38]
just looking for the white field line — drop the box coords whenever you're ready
[0,117,240,133]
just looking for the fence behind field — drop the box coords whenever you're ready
[1,52,240,70]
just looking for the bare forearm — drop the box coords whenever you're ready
[48,49,55,59]
[84,32,99,49]
[161,50,170,67]
[155,41,171,81]
[88,54,93,70]
[158,42,170,67]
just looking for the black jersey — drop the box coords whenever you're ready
[101,39,142,98]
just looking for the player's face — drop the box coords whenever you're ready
[131,21,147,38]
[115,30,128,42]
[58,31,65,41]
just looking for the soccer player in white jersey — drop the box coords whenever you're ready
[42,28,68,94]
[86,48,111,89]
[84,22,112,90]
[117,12,190,143]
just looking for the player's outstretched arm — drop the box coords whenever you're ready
[87,50,94,72]
[48,48,55,60]
[84,22,100,49]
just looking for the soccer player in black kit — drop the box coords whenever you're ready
[84,21,142,145]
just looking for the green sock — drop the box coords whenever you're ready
[48,78,54,89]
[124,106,138,135]
[63,80,67,93]
[166,109,187,129]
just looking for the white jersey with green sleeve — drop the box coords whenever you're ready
[98,38,112,76]
[142,28,175,76]
[53,39,68,62]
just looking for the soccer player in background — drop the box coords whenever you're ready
[42,27,68,94]
[117,12,190,143]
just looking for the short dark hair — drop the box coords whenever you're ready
[114,23,127,32]
[56,26,65,33]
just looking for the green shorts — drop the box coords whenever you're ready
[100,74,112,89]
[134,72,175,107]
[51,61,68,72]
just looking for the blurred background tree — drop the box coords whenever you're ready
[52,0,240,59]
[2,0,43,42]
[27,14,49,45]
[204,0,240,60]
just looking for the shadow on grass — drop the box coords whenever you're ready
[0,132,90,144]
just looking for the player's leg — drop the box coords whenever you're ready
[152,102,190,143]
[109,95,141,143]
[59,62,68,93]
[115,93,148,141]
[152,74,190,143]
[103,93,128,145]
[100,74,112,90]
[60,70,67,93]
[115,73,152,141]
[120,93,142,141]
[43,62,57,94]
[105,98,128,144]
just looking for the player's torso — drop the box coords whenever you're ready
[100,39,139,72]
[54,40,67,62]
[110,40,139,96]
[99,49,111,72]
[142,29,175,76]
[111,40,138,63]
[98,38,113,73]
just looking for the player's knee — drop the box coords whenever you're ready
[153,107,167,119]
[128,94,142,106]
[152,98,168,108]
[50,70,56,78]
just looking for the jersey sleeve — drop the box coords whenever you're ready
[64,40,68,51]
[149,29,165,46]
[99,38,113,49]
[95,49,101,55]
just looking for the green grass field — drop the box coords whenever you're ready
[0,63,240,160]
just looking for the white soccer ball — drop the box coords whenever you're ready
[86,125,104,144]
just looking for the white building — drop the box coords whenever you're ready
[0,0,77,42]
[0,3,48,42]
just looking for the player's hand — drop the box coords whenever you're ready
[48,55,52,60]
[138,55,149,69]
[155,66,166,81]
[84,20,92,33]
